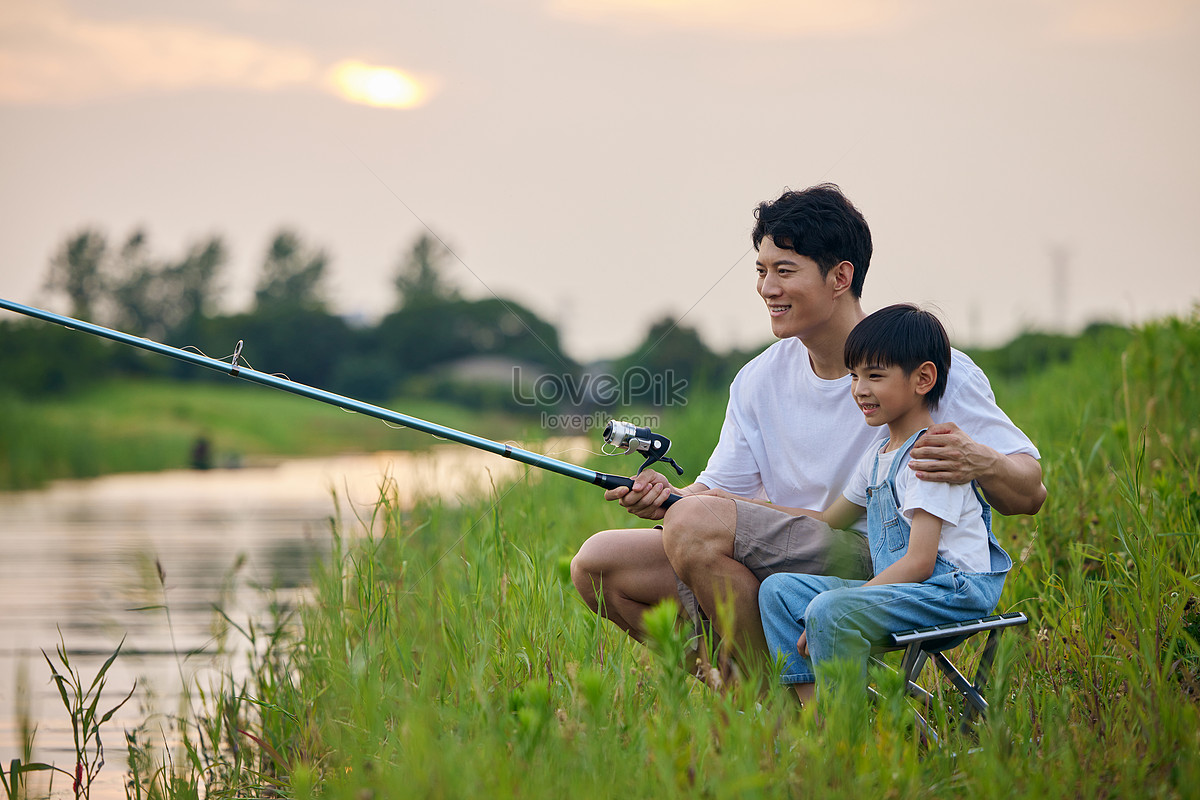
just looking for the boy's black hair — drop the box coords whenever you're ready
[844,303,950,408]
[751,183,873,298]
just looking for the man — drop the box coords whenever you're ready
[569,184,1046,664]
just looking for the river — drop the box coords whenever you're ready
[0,441,587,797]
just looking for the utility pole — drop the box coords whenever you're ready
[1049,244,1070,332]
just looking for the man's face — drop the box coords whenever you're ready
[755,236,838,340]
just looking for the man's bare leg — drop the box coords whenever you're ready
[570,527,681,641]
[660,495,768,664]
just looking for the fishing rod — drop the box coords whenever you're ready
[0,297,684,507]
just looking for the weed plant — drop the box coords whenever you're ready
[8,313,1199,798]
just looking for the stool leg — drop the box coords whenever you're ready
[931,652,989,720]
[971,629,1003,702]
[900,644,934,706]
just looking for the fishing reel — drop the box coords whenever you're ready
[603,420,684,476]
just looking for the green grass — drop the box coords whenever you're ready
[0,379,536,490]
[11,312,1200,798]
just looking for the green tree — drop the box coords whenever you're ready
[107,231,227,342]
[0,319,113,395]
[44,229,108,320]
[966,322,1131,381]
[168,236,227,341]
[377,296,568,376]
[254,230,328,313]
[194,309,352,389]
[108,229,165,337]
[614,316,720,397]
[393,233,459,310]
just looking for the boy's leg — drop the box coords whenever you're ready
[759,572,858,685]
[803,573,999,688]
[570,527,682,642]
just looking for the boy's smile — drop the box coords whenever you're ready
[850,362,933,441]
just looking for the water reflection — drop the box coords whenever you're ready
[0,442,585,795]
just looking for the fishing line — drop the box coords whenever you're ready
[635,132,872,364]
[179,343,294,382]
[637,246,754,361]
[507,441,617,461]
[0,297,683,506]
[57,319,625,462]
[338,139,572,372]
[543,443,616,460]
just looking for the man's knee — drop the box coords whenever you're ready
[570,540,603,608]
[661,495,736,577]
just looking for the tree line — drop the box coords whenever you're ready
[1,226,758,410]
[5,225,1123,409]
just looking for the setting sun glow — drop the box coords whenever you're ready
[327,60,427,109]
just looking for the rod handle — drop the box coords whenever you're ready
[593,473,683,508]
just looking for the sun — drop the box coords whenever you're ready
[327,60,428,109]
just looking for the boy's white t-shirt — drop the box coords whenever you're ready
[843,444,991,573]
[695,337,1039,533]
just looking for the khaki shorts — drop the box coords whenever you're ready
[674,499,872,633]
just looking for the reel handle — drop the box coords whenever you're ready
[602,419,685,476]
[592,473,682,509]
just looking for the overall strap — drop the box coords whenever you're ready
[885,428,928,484]
[882,428,928,507]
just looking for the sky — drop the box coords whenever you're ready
[2,0,1198,362]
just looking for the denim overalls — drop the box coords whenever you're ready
[759,430,1012,686]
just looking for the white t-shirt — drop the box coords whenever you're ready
[695,337,1039,532]
[844,444,991,572]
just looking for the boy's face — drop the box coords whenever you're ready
[849,361,931,429]
[755,237,839,340]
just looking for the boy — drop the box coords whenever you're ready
[758,304,1012,705]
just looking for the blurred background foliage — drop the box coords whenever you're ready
[5,225,1131,412]
[1,227,762,411]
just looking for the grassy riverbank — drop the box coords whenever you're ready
[0,380,534,490]
[11,313,1200,798]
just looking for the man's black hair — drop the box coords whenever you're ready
[844,303,950,408]
[752,183,873,298]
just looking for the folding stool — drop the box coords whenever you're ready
[870,611,1028,743]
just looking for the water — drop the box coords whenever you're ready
[0,442,586,797]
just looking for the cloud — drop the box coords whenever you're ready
[545,0,903,37]
[0,2,433,108]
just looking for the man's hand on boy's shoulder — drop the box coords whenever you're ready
[907,422,998,484]
[910,422,1047,516]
